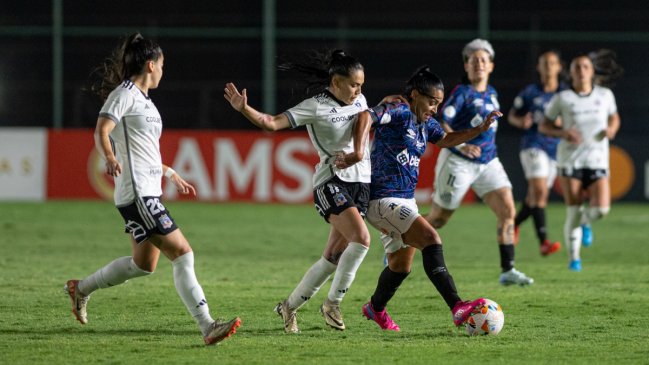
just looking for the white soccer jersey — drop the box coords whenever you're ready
[284,90,371,188]
[544,85,617,170]
[99,80,164,206]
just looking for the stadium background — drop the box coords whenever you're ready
[1,0,647,202]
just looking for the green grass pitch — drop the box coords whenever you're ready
[1,201,648,364]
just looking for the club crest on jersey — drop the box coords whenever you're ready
[513,96,524,109]
[158,214,173,229]
[443,106,456,119]
[334,193,348,206]
[355,101,362,108]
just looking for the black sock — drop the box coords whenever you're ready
[515,202,532,226]
[422,245,461,309]
[499,244,515,272]
[530,207,548,243]
[370,267,409,312]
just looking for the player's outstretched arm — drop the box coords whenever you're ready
[436,110,502,148]
[224,82,290,131]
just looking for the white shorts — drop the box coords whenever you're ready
[432,148,512,210]
[520,148,557,188]
[367,197,419,254]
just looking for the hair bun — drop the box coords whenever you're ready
[129,33,144,45]
[416,65,431,75]
[331,49,346,59]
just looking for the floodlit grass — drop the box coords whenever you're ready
[1,201,648,364]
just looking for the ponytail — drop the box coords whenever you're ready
[89,32,162,100]
[278,49,364,97]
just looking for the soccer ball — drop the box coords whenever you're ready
[465,299,504,336]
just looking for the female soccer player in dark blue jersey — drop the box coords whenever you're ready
[508,50,566,256]
[425,39,534,286]
[341,66,500,331]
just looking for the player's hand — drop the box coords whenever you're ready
[521,112,533,129]
[564,128,582,144]
[380,94,409,106]
[169,173,197,196]
[458,144,482,159]
[333,151,358,169]
[478,110,503,132]
[105,157,122,177]
[224,83,247,112]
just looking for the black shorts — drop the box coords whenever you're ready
[117,196,178,244]
[559,167,608,189]
[313,176,370,222]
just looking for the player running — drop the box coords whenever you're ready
[508,50,566,256]
[225,50,372,333]
[64,33,240,346]
[349,66,500,331]
[425,38,534,286]
[539,50,622,271]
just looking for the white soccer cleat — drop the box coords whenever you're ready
[64,279,90,324]
[320,299,345,330]
[274,299,299,334]
[499,268,534,286]
[203,317,241,345]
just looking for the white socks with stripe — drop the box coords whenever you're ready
[565,205,583,261]
[172,251,214,336]
[327,242,369,304]
[287,257,337,310]
[78,256,151,296]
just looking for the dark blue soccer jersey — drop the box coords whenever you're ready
[511,83,567,160]
[368,102,445,200]
[439,84,500,164]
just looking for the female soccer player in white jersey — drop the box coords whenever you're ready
[351,66,500,331]
[224,50,372,333]
[64,33,241,345]
[508,50,566,256]
[425,39,534,286]
[540,51,622,271]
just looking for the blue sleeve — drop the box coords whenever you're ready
[426,118,446,144]
[439,86,465,128]
[511,87,530,116]
[368,102,408,127]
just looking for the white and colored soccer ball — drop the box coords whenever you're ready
[465,299,504,336]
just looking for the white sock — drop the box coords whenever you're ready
[78,256,151,295]
[172,251,214,336]
[585,206,610,222]
[565,206,582,261]
[327,242,369,304]
[579,204,590,226]
[287,257,336,310]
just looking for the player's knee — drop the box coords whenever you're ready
[350,232,371,247]
[429,217,448,229]
[421,228,442,246]
[132,261,154,276]
[587,206,610,221]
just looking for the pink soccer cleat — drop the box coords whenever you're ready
[362,302,400,331]
[452,298,486,326]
